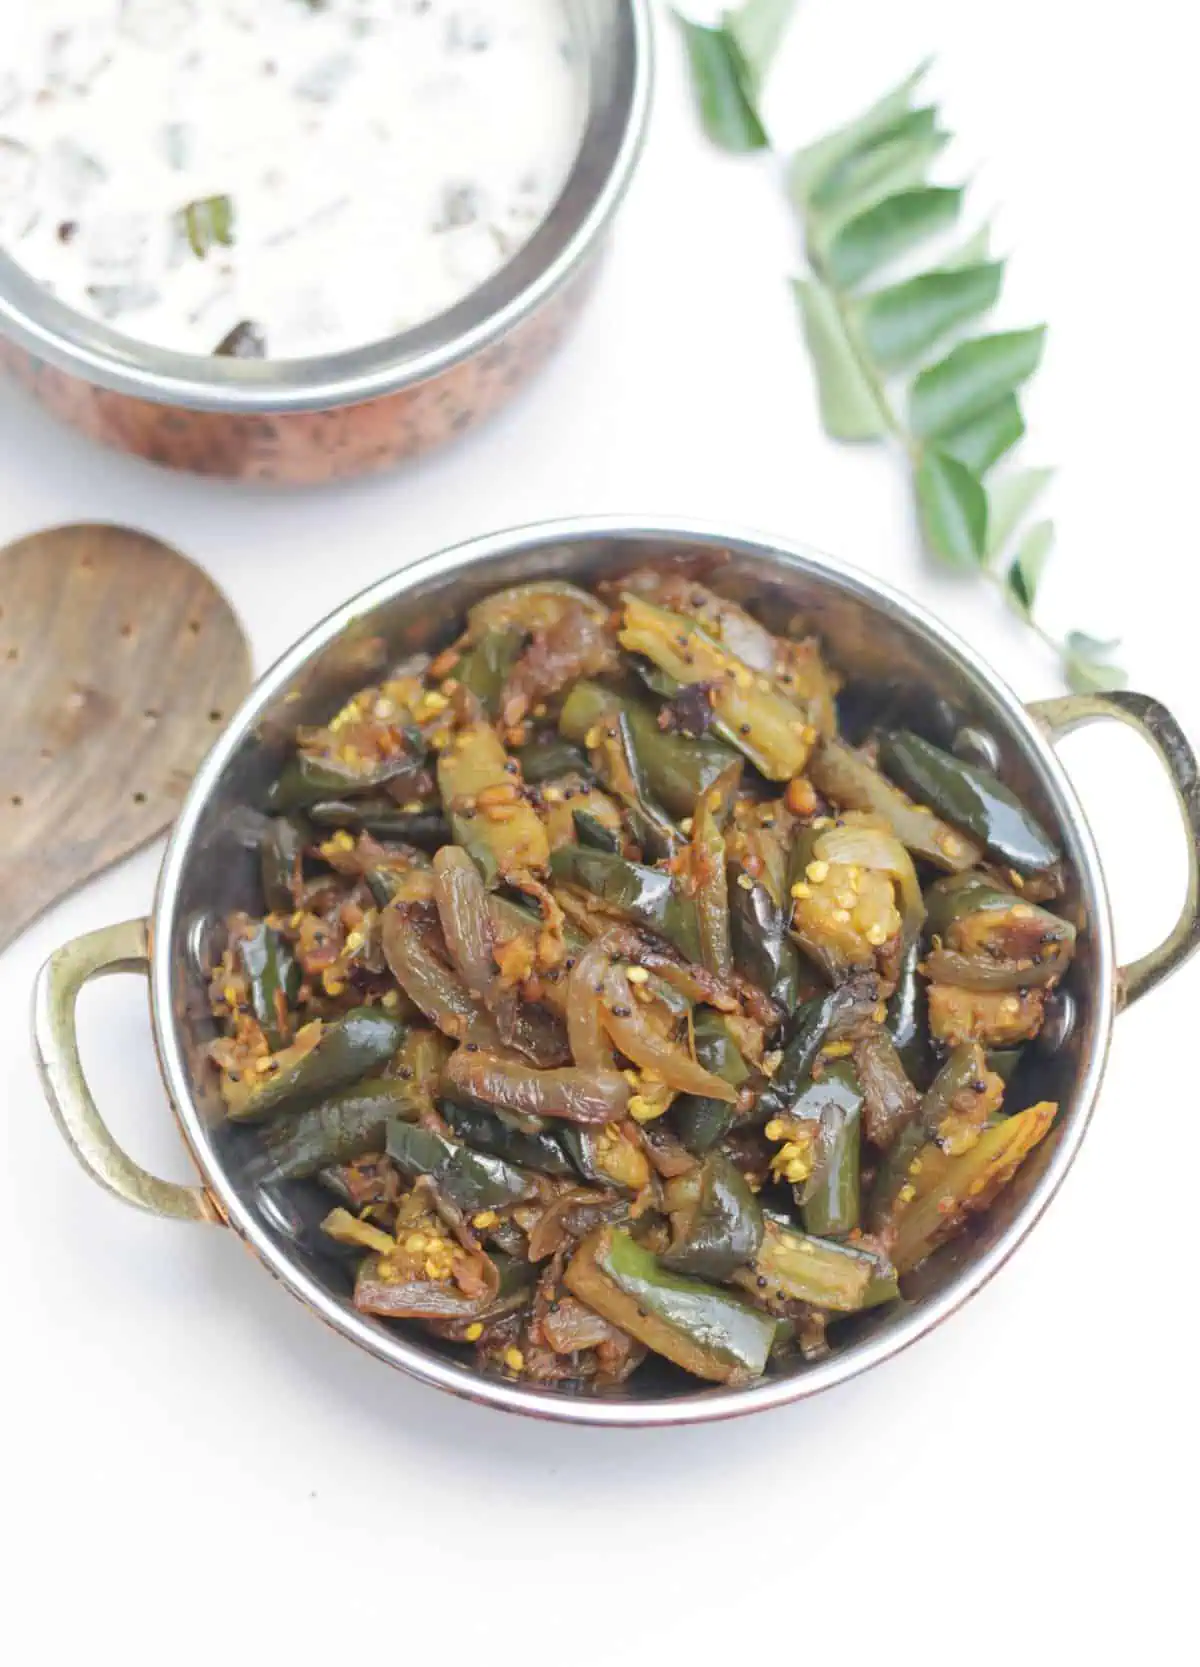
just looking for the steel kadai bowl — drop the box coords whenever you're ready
[33,518,1200,1426]
[0,3,652,484]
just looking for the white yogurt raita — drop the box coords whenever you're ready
[0,0,585,359]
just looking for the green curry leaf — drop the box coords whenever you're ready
[822,186,964,290]
[792,277,890,440]
[986,466,1054,557]
[789,60,932,206]
[673,13,767,152]
[1006,519,1054,617]
[909,327,1045,440]
[1063,632,1128,694]
[915,449,988,568]
[723,0,798,97]
[854,262,1005,371]
[936,393,1025,476]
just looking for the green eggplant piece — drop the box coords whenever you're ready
[559,681,740,820]
[267,740,423,811]
[736,1219,898,1312]
[572,809,623,853]
[729,861,804,1012]
[797,1059,864,1239]
[225,1007,407,1121]
[662,1152,764,1279]
[236,922,300,1050]
[252,1076,424,1184]
[566,1227,777,1384]
[260,816,308,913]
[881,729,1061,875]
[385,1120,535,1214]
[754,980,876,1128]
[308,799,449,849]
[886,938,933,1087]
[672,1013,751,1153]
[516,737,595,784]
[441,1100,576,1178]
[549,844,701,960]
[454,628,524,714]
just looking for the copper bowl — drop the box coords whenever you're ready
[0,3,653,484]
[32,518,1200,1424]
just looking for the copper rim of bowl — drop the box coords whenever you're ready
[0,2,655,414]
[147,515,1117,1427]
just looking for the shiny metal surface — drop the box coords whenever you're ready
[34,517,1200,1424]
[0,4,653,478]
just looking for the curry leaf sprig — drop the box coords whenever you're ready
[674,14,1125,694]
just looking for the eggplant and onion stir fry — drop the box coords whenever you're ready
[208,573,1072,1390]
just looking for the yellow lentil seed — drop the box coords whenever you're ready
[382,990,400,1010]
[737,872,755,891]
[404,1233,428,1253]
[806,860,829,883]
[472,1211,498,1230]
[790,881,811,900]
[866,923,888,946]
[1012,903,1034,919]
[832,908,852,924]
[464,1323,483,1342]
[764,1119,785,1141]
[680,817,694,834]
[627,966,650,985]
[504,1348,525,1372]
[542,786,563,803]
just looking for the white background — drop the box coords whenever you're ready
[3,2,1197,1659]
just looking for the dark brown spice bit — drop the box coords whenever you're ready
[57,220,78,244]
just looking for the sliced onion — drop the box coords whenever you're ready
[433,846,496,998]
[598,963,737,1102]
[444,1046,629,1126]
[567,938,618,1070]
[921,942,1073,991]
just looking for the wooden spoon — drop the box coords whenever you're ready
[0,523,251,953]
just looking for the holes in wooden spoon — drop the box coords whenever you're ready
[5,647,17,662]
[208,709,222,723]
[10,795,22,808]
[187,619,202,635]
[143,708,159,723]
[119,622,135,639]
[132,791,147,805]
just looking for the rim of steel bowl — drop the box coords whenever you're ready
[149,516,1117,1427]
[0,1,655,414]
